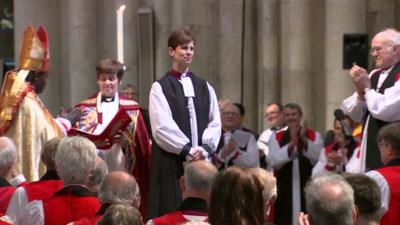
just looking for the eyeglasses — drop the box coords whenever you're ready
[370,45,394,54]
[265,111,280,117]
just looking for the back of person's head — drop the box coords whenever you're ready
[249,168,277,218]
[182,160,218,199]
[97,204,142,225]
[55,136,97,186]
[209,166,265,225]
[168,26,196,50]
[343,173,382,224]
[0,137,17,176]
[98,171,141,208]
[87,156,108,193]
[41,137,61,170]
[305,173,355,225]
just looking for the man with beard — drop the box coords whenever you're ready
[0,25,81,181]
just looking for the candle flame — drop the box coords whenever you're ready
[118,5,126,12]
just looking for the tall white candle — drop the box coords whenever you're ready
[117,5,126,63]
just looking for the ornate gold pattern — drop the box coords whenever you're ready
[19,25,49,72]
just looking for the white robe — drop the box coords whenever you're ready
[341,66,400,172]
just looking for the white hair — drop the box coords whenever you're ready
[55,136,97,185]
[305,173,354,225]
[376,28,400,46]
[0,137,17,169]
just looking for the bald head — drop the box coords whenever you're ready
[99,171,140,207]
[182,160,218,200]
[305,174,355,225]
[0,137,17,177]
[371,28,400,69]
[374,28,400,46]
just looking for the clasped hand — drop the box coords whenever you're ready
[349,64,371,96]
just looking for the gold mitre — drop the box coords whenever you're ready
[18,25,50,72]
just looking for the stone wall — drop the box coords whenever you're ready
[13,0,400,134]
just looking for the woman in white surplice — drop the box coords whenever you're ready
[147,27,221,219]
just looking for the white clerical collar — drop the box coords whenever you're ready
[96,92,119,112]
[381,66,394,75]
[180,73,195,97]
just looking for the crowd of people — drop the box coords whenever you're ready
[0,24,399,225]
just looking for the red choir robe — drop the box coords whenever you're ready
[376,161,400,225]
[42,185,100,225]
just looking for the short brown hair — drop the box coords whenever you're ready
[96,58,124,80]
[168,26,196,50]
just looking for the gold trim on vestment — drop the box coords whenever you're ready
[0,71,32,135]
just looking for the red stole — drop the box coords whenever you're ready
[0,186,15,213]
[377,166,400,225]
[23,179,62,202]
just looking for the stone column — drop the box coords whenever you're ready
[59,0,98,107]
[257,0,279,130]
[137,6,155,108]
[241,0,258,131]
[324,0,366,129]
[152,0,172,79]
[14,0,61,114]
[280,0,313,123]
[367,0,396,36]
[218,0,243,102]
